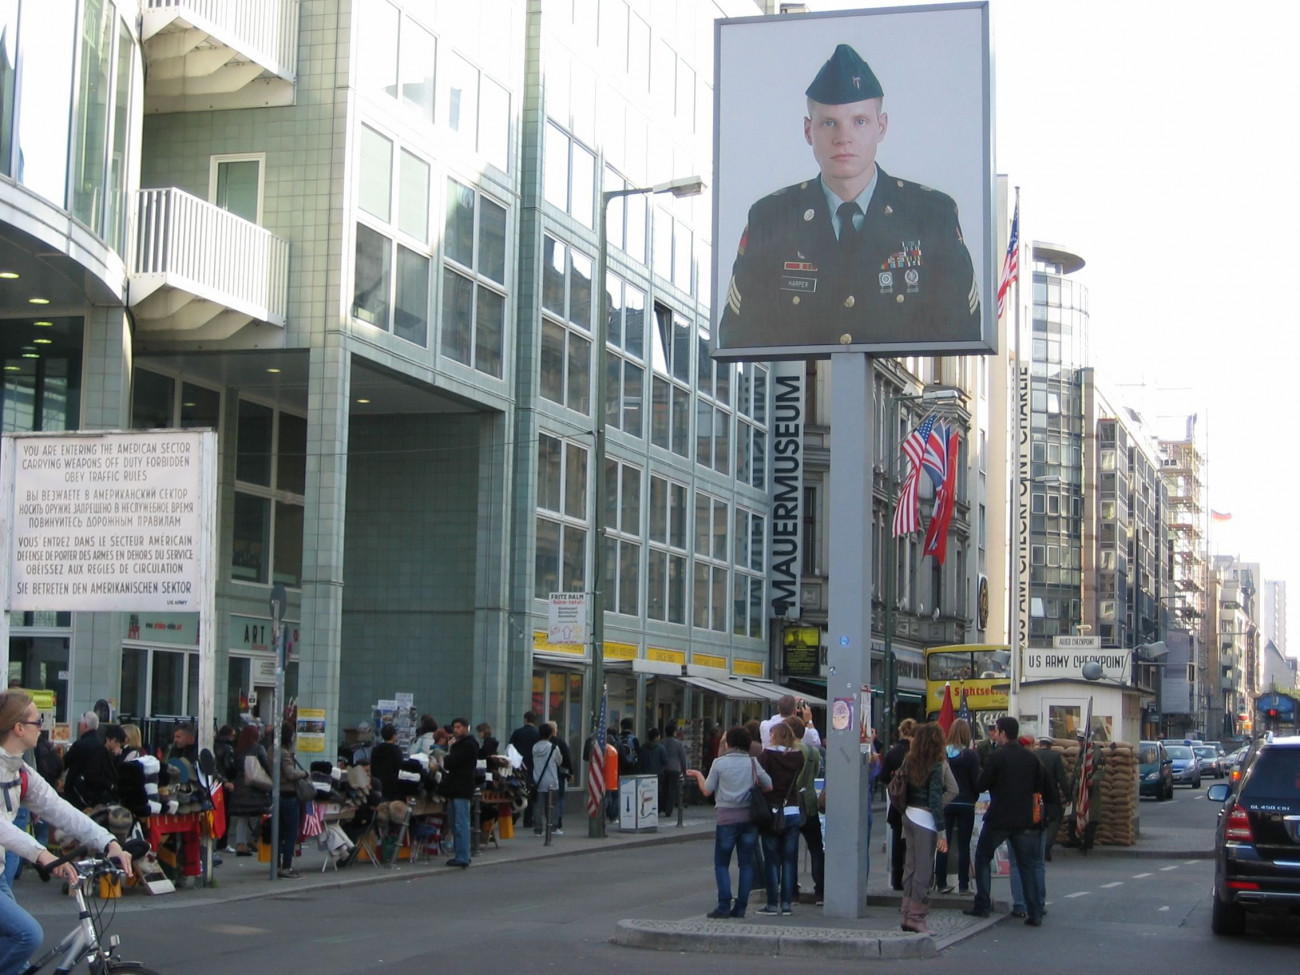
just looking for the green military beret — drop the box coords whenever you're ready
[805,43,883,104]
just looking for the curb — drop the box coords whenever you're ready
[612,918,940,960]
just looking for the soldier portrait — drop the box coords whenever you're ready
[712,9,993,359]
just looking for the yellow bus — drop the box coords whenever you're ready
[923,644,1012,729]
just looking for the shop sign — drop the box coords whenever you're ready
[297,708,327,754]
[769,363,804,619]
[124,611,197,647]
[232,614,298,655]
[547,591,586,645]
[533,630,585,656]
[733,658,765,678]
[692,652,727,670]
[646,647,685,665]
[603,641,637,661]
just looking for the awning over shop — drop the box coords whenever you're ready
[734,679,827,707]
[679,675,762,701]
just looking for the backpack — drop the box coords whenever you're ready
[616,732,639,776]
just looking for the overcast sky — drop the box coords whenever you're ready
[808,0,1297,652]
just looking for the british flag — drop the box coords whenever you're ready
[892,414,937,537]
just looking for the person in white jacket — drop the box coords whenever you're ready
[0,691,133,973]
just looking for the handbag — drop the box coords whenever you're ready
[1032,791,1045,826]
[887,758,909,809]
[747,759,774,830]
[293,761,317,802]
[244,754,272,792]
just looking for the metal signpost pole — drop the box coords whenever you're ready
[268,583,286,879]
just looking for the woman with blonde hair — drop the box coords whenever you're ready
[0,691,133,971]
[935,717,980,894]
[899,722,949,934]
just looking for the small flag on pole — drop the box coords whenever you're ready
[938,682,955,733]
[996,201,1020,319]
[957,688,972,725]
[1211,510,1232,522]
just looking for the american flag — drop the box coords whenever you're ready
[586,686,608,818]
[892,414,937,537]
[923,427,961,563]
[1075,695,1095,837]
[996,202,1020,318]
[957,687,972,724]
[921,417,952,491]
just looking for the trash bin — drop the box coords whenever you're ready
[618,775,659,832]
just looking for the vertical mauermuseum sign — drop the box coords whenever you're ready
[2,430,216,612]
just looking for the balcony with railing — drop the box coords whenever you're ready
[141,0,299,113]
[130,188,289,346]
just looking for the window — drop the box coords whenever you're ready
[602,167,648,263]
[352,130,433,346]
[604,274,645,437]
[232,400,305,587]
[398,19,436,123]
[602,460,641,616]
[693,492,729,631]
[130,370,220,432]
[650,303,692,457]
[734,363,768,489]
[535,434,588,599]
[647,475,687,623]
[695,325,731,474]
[539,235,592,413]
[733,507,765,639]
[441,179,508,376]
[210,154,264,224]
[543,121,596,228]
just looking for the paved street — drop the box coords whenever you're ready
[12,787,1299,973]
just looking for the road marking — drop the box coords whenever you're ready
[1064,891,1090,899]
[1159,865,1179,872]
[1101,882,1123,888]
[1158,906,1170,912]
[1182,860,1198,865]
[1132,872,1153,879]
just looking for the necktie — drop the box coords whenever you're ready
[837,201,861,250]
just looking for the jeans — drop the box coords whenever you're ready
[798,809,825,897]
[555,776,566,828]
[934,802,975,890]
[451,797,471,864]
[3,807,29,886]
[662,771,682,817]
[1006,830,1048,915]
[278,794,300,869]
[760,811,804,909]
[973,825,1041,921]
[713,820,759,914]
[0,871,43,975]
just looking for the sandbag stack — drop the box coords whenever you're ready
[1040,737,1138,847]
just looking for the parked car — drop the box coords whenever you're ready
[1226,745,1250,782]
[1193,744,1225,778]
[1206,734,1300,935]
[1138,740,1174,800]
[1163,743,1202,788]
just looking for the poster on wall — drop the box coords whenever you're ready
[297,707,327,754]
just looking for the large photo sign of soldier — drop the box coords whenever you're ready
[712,4,994,361]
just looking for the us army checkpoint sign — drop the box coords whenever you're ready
[2,429,217,612]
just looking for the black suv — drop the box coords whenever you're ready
[1206,734,1300,935]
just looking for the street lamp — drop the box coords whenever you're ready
[881,385,962,748]
[589,174,704,838]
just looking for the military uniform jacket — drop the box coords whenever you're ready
[719,168,980,351]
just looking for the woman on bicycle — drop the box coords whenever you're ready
[1,691,133,974]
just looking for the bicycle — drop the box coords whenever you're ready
[22,840,160,975]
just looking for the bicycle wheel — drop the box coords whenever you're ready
[105,962,163,975]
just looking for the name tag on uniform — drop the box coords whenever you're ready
[780,275,817,293]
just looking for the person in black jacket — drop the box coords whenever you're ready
[964,717,1055,925]
[880,718,916,891]
[62,712,117,808]
[935,718,981,894]
[442,718,478,868]
[368,724,404,800]
[508,713,540,826]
